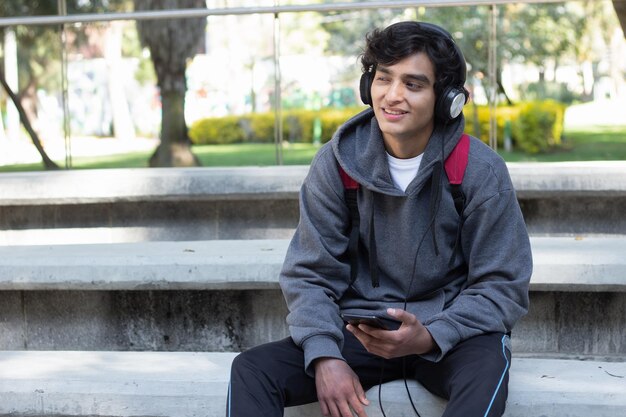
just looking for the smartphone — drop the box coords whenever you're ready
[341,313,402,331]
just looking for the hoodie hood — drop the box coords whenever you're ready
[331,108,466,195]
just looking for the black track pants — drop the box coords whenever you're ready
[227,329,510,417]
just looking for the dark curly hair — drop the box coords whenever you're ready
[360,21,465,99]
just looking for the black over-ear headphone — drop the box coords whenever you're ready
[359,22,469,122]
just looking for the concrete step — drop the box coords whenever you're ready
[2,163,625,206]
[0,237,624,356]
[0,167,307,206]
[1,163,625,246]
[0,351,624,417]
[0,236,625,291]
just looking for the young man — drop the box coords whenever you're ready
[228,21,532,417]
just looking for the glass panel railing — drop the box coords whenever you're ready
[1,0,624,170]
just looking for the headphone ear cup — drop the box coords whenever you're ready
[436,86,468,121]
[359,72,373,106]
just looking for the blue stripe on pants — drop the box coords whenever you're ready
[483,334,510,417]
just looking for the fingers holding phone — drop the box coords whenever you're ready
[343,309,437,358]
[340,313,402,331]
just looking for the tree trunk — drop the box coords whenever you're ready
[134,0,206,168]
[0,69,59,170]
[497,79,513,105]
[149,90,200,167]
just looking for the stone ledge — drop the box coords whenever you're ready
[0,351,624,417]
[0,166,307,206]
[1,162,625,206]
[0,236,625,292]
[507,161,626,198]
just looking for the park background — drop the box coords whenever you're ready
[0,0,625,171]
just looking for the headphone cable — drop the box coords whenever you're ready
[403,356,423,417]
[378,358,388,417]
[376,357,423,417]
[391,123,450,417]
[374,218,433,417]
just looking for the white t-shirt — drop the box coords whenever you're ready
[386,152,423,192]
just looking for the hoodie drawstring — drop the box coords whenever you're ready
[367,162,443,290]
[428,161,443,256]
[368,190,380,288]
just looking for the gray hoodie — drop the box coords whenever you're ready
[279,108,532,375]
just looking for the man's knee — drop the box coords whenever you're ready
[231,339,300,381]
[231,348,270,379]
[228,348,281,417]
[440,334,511,417]
[444,362,509,417]
[452,336,510,398]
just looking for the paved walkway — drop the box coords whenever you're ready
[0,135,158,166]
[563,97,626,128]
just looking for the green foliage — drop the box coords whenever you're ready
[522,81,580,104]
[247,114,275,143]
[320,109,360,143]
[189,116,245,145]
[511,100,565,154]
[284,110,315,143]
[464,105,520,147]
[0,1,129,92]
[189,102,564,155]
[464,101,564,154]
[321,9,402,56]
[188,108,364,145]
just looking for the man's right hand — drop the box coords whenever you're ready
[313,358,369,417]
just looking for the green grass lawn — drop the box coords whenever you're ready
[194,143,320,166]
[1,126,624,172]
[0,150,153,172]
[0,143,320,172]
[499,126,626,162]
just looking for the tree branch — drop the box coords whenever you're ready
[0,68,60,170]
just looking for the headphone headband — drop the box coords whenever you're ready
[359,21,469,121]
[416,22,467,86]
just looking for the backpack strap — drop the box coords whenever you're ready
[444,133,471,266]
[444,133,470,216]
[338,165,360,284]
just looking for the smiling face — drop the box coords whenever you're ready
[370,52,437,159]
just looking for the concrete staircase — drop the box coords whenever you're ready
[1,351,624,417]
[0,162,625,416]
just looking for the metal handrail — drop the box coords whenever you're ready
[0,0,563,27]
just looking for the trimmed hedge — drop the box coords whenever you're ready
[511,100,565,154]
[284,110,315,143]
[464,105,521,148]
[189,108,364,146]
[189,116,245,145]
[189,101,565,154]
[464,100,564,154]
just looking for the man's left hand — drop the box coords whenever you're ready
[346,308,436,358]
